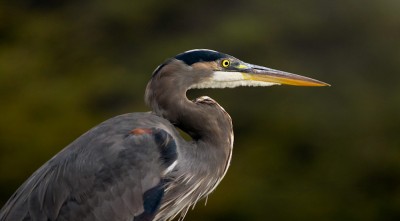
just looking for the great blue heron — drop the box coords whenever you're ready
[0,49,328,221]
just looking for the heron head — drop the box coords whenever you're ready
[146,49,328,123]
[163,49,329,89]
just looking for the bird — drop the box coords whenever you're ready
[0,49,328,221]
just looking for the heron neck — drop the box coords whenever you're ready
[151,91,232,146]
[148,91,234,221]
[145,75,234,205]
[144,60,233,177]
[145,78,233,148]
[150,88,233,178]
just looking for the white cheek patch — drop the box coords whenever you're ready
[213,71,244,82]
[190,71,279,89]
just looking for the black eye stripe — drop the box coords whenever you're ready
[175,50,228,65]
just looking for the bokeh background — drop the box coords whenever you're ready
[1,0,400,220]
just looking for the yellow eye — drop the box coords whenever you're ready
[221,59,230,68]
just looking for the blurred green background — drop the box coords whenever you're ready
[1,0,400,220]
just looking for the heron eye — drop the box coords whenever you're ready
[221,59,230,68]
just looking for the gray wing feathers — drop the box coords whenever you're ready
[0,113,177,221]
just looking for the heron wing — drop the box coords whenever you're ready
[0,113,179,221]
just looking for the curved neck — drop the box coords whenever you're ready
[145,61,234,219]
[145,61,233,142]
[146,75,234,185]
[146,81,233,148]
[145,61,233,148]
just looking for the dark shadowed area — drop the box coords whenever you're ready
[1,0,400,220]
